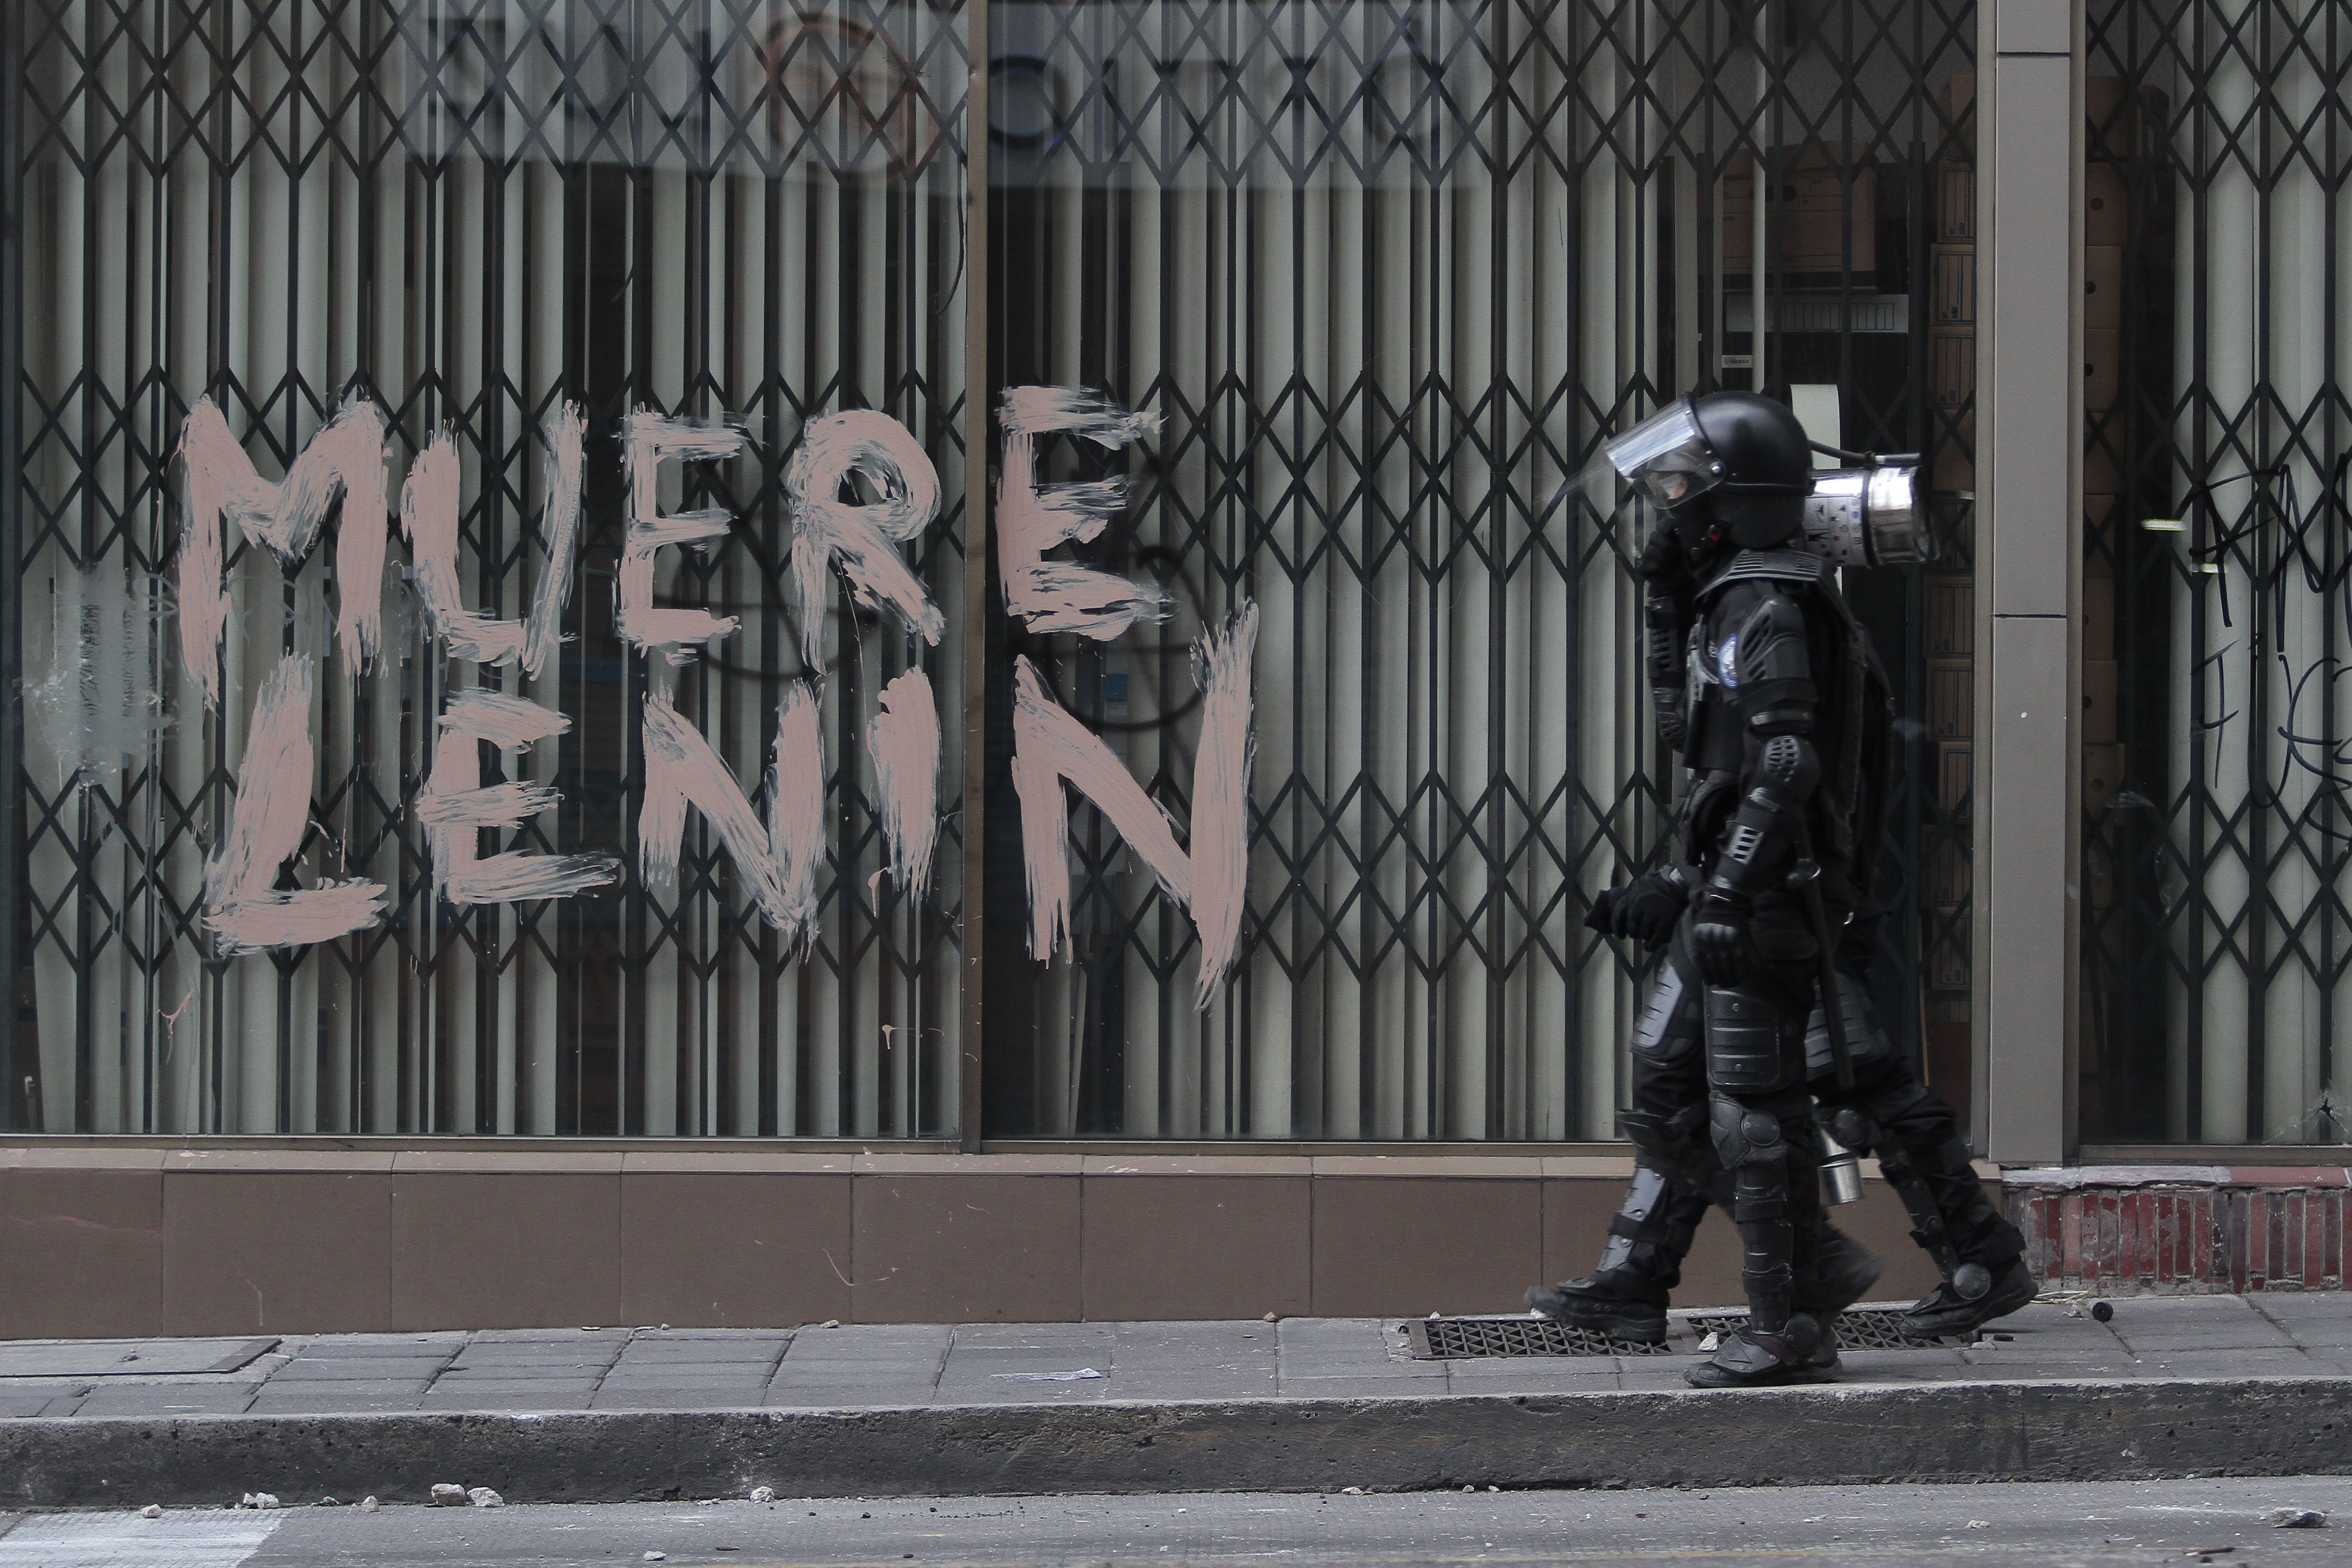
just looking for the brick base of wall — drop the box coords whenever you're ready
[2007,1167,2352,1294]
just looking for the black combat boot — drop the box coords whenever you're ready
[1825,1088,2040,1338]
[1527,1162,1708,1343]
[1903,1255,2040,1339]
[1685,1312,1836,1387]
[1687,1098,1839,1387]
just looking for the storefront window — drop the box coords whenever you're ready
[976,0,1977,1138]
[10,0,969,1134]
[5,0,1971,1140]
[2083,0,2351,1145]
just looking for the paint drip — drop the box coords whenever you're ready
[995,387,1167,639]
[400,428,526,665]
[1008,601,1258,1007]
[203,654,387,954]
[619,409,747,661]
[865,667,940,901]
[521,403,588,681]
[640,684,825,942]
[785,410,945,666]
[178,395,391,708]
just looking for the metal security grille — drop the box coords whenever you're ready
[2081,0,2351,1144]
[5,0,1976,1141]
[982,0,1978,1138]
[6,0,967,1135]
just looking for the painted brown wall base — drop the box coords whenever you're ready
[0,1148,1972,1338]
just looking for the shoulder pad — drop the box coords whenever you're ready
[1698,549,1825,600]
[1729,592,1817,695]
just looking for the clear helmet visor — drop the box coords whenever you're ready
[1605,398,1725,508]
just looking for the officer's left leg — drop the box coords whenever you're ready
[1806,971,2037,1336]
[1686,969,1839,1388]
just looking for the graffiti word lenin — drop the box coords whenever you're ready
[175,390,1256,1007]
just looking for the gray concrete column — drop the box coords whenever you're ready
[1973,0,2083,1163]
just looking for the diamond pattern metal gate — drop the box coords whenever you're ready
[5,0,1974,1140]
[5,0,968,1135]
[978,0,1978,1138]
[2082,0,2351,1145]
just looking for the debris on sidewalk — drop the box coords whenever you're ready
[990,1367,1104,1381]
[751,1486,776,1503]
[468,1486,505,1508]
[361,1497,380,1512]
[429,1483,468,1506]
[239,1493,280,1510]
[2270,1509,2327,1528]
[140,1505,161,1518]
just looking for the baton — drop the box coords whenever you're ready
[1787,853,1855,1090]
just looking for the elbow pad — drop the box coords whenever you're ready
[1709,734,1822,899]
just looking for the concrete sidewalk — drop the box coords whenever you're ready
[1,1294,2348,1507]
[3,1292,2349,1417]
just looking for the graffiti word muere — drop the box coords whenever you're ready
[176,391,1255,1006]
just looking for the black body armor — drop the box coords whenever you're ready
[1535,392,2031,1381]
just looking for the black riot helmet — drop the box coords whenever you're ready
[1607,391,1815,563]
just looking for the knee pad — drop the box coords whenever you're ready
[1711,1097,1793,1223]
[1823,1104,1881,1155]
[1704,987,1804,1092]
[1623,1106,1730,1204]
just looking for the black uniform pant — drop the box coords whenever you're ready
[1627,916,1825,1334]
[1613,920,2023,1312]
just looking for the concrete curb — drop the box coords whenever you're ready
[5,1377,2350,1508]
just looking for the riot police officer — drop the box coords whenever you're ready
[1528,392,2031,1386]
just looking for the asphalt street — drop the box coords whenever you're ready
[7,1477,2349,1568]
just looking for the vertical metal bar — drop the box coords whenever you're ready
[0,0,23,1130]
[958,0,989,1151]
[1751,0,1766,389]
[1484,0,1509,1140]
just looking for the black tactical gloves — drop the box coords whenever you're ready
[1585,870,1690,950]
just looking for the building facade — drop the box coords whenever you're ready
[0,0,2344,1335]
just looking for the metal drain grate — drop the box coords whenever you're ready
[1405,1317,1678,1359]
[1408,1306,1952,1359]
[1682,1305,1953,1351]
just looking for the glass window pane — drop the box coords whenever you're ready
[2083,0,2351,1146]
[13,0,968,1136]
[978,0,1977,1139]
